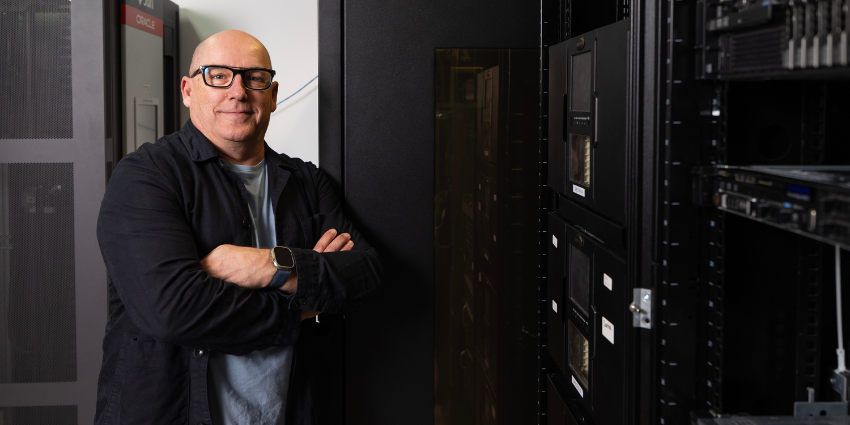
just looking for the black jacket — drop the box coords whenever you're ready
[94,120,382,425]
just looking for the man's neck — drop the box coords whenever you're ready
[216,142,265,166]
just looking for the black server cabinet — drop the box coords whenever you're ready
[321,2,540,420]
[545,17,634,424]
[318,0,540,421]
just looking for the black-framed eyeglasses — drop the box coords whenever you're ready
[190,65,276,90]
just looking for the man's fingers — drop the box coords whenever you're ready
[312,229,353,253]
[313,229,338,253]
[325,233,351,252]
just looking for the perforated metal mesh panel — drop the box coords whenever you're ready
[0,405,77,425]
[0,0,73,139]
[0,163,76,383]
[728,26,786,73]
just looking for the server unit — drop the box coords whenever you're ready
[547,213,628,424]
[549,20,630,227]
[697,165,850,248]
[118,0,178,155]
[696,0,850,78]
[545,17,636,425]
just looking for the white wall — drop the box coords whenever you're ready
[176,0,319,164]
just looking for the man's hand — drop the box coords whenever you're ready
[298,229,353,320]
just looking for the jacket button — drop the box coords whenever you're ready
[299,298,306,305]
[242,218,251,228]
[193,349,205,358]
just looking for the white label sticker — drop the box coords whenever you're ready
[573,185,586,197]
[552,300,558,313]
[552,235,558,248]
[572,375,584,398]
[603,273,613,291]
[602,316,615,344]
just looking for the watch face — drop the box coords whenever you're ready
[273,247,295,268]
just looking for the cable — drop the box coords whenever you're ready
[837,245,846,372]
[276,75,318,106]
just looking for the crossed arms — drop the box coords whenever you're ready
[200,229,354,321]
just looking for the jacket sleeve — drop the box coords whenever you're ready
[288,166,384,314]
[97,150,301,355]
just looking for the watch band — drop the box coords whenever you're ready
[268,269,291,289]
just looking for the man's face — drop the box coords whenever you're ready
[181,34,278,147]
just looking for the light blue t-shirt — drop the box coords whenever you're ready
[209,159,294,425]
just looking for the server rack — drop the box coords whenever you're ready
[541,0,850,421]
[690,0,850,420]
[0,0,110,422]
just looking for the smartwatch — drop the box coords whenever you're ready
[270,246,295,270]
[269,246,295,289]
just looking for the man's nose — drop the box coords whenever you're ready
[226,74,249,98]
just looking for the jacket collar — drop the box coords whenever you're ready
[178,119,297,171]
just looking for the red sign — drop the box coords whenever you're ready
[121,4,163,38]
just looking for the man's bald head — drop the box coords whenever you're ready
[189,30,272,74]
[181,29,279,164]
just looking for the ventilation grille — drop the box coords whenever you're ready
[0,0,73,139]
[0,163,76,383]
[728,25,787,73]
[0,405,77,425]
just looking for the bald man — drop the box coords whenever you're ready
[94,30,382,425]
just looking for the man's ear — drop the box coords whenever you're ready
[181,76,192,108]
[270,81,279,113]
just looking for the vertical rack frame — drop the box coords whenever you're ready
[696,83,728,414]
[655,0,709,420]
[539,0,570,422]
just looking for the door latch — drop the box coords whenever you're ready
[630,288,652,329]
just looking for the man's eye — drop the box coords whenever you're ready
[247,72,269,83]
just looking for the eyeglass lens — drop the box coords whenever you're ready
[204,67,272,89]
